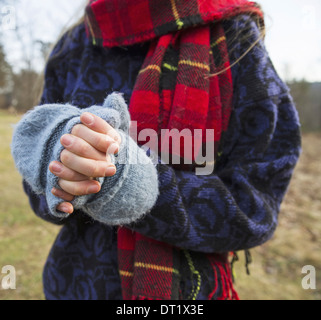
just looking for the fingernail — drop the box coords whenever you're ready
[105,165,116,176]
[61,134,73,147]
[107,143,119,155]
[87,185,100,194]
[58,204,72,214]
[82,113,94,125]
[51,162,62,173]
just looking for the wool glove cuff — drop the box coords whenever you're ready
[83,129,159,225]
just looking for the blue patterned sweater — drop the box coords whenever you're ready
[22,15,301,300]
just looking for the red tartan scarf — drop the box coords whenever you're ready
[85,0,263,300]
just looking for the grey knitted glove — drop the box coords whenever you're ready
[11,93,159,225]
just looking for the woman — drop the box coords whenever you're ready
[11,0,301,300]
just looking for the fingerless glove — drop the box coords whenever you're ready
[11,93,159,225]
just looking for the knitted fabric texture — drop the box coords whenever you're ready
[11,93,159,225]
[85,0,263,300]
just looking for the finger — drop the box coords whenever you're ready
[49,161,89,181]
[60,149,116,177]
[51,187,75,202]
[80,112,122,144]
[60,134,107,161]
[71,124,120,154]
[56,202,74,215]
[58,179,101,196]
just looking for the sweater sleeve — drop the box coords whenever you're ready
[21,35,68,225]
[129,16,302,253]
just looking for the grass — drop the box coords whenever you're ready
[0,110,320,300]
[0,110,60,300]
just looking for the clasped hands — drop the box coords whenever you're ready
[49,112,121,214]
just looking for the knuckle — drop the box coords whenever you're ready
[79,142,91,156]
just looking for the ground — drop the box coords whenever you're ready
[0,110,320,300]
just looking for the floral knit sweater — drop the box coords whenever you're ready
[20,15,301,300]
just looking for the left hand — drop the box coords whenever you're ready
[49,112,122,214]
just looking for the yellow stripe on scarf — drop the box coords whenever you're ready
[211,36,226,47]
[170,0,184,30]
[119,270,134,277]
[135,262,180,275]
[163,62,178,72]
[184,250,201,300]
[179,60,210,71]
[138,64,162,75]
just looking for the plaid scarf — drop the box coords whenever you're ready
[85,0,263,300]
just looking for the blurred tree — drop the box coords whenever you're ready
[0,43,13,109]
[12,69,39,111]
[0,0,43,111]
[0,0,79,111]
[289,79,321,131]
[0,0,86,111]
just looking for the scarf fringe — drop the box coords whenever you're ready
[208,255,240,300]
